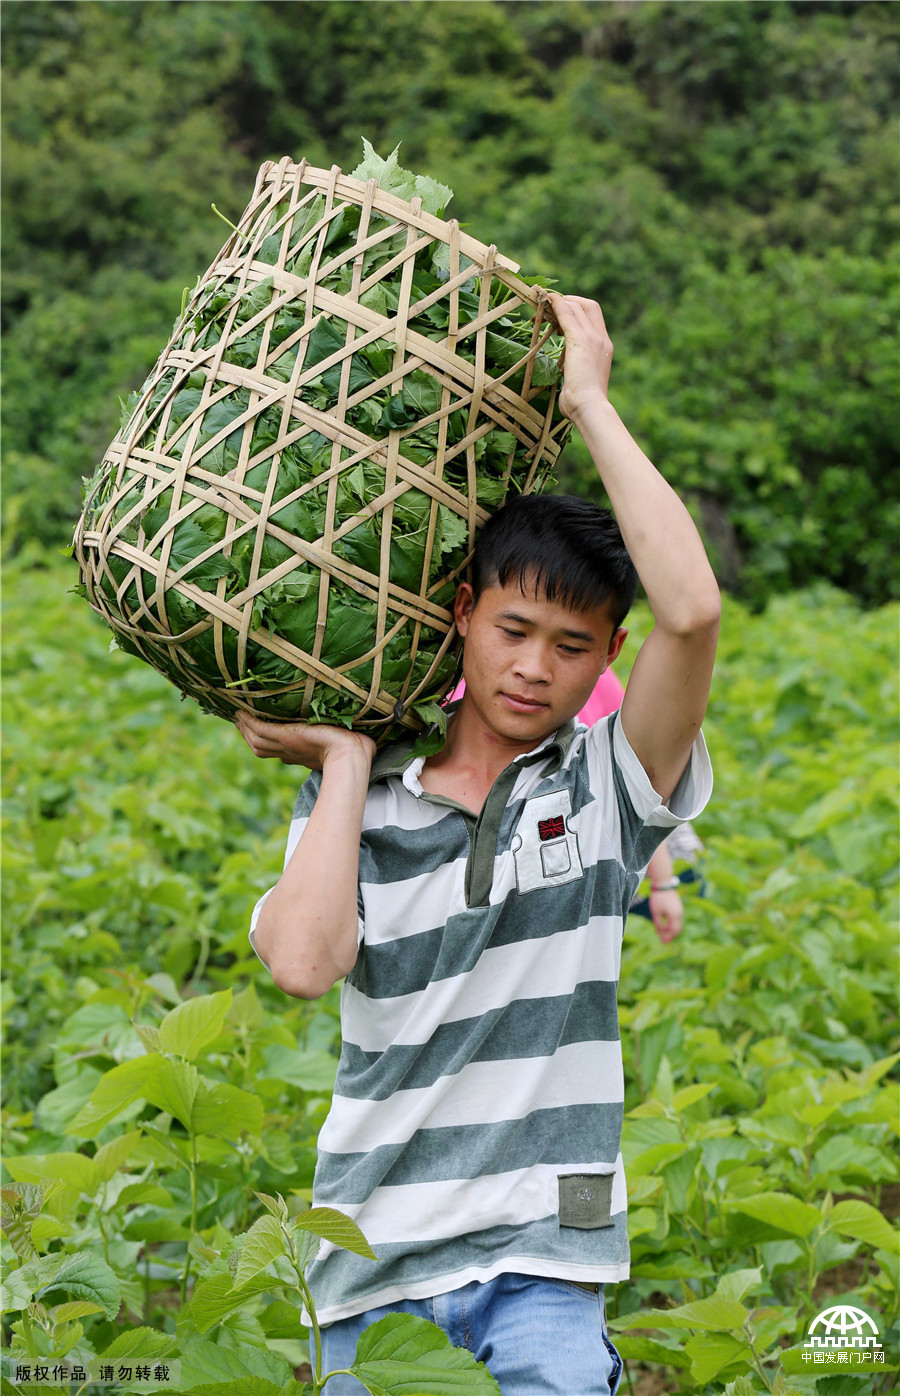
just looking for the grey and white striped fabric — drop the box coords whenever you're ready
[249,710,713,1325]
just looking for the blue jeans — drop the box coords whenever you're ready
[316,1271,624,1395]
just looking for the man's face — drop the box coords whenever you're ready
[454,574,627,745]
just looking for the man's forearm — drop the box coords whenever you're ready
[646,841,674,889]
[254,746,371,999]
[573,398,720,634]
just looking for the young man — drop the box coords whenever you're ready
[238,294,720,1396]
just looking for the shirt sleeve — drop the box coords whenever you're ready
[582,710,713,881]
[248,768,366,970]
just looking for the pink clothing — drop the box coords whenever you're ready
[576,666,625,723]
[446,665,625,725]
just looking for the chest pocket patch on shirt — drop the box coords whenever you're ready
[511,790,584,894]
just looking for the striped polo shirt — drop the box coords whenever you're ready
[249,709,712,1325]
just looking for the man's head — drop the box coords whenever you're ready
[470,493,637,633]
[453,495,637,745]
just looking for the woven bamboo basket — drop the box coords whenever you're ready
[73,155,572,743]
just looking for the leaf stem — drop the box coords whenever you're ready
[697,1177,711,1241]
[632,1031,645,1098]
[211,203,240,233]
[143,1244,152,1326]
[742,1317,774,1392]
[186,925,210,990]
[95,1203,110,1265]
[804,1235,817,1309]
[295,1271,324,1392]
[19,1309,39,1360]
[190,1134,199,1233]
[180,1135,199,1304]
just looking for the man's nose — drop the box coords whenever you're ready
[513,644,552,683]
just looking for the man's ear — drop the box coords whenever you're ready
[454,582,476,637]
[606,627,628,666]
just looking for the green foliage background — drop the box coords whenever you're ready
[2,4,899,1394]
[3,0,898,604]
[3,554,898,1393]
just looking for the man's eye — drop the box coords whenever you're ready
[500,627,525,638]
[560,645,586,655]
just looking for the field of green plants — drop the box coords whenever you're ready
[3,6,899,1387]
[2,547,897,1395]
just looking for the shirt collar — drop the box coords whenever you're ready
[368,705,578,786]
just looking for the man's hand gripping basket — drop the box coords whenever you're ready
[73,152,571,744]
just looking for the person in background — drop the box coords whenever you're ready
[448,665,694,944]
[577,666,693,944]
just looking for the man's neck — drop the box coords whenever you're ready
[420,698,558,812]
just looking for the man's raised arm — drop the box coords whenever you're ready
[547,293,720,805]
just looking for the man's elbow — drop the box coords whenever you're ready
[694,592,722,635]
[255,899,359,998]
[270,949,356,1000]
[271,968,328,1000]
[669,586,721,640]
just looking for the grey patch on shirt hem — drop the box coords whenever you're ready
[558,1172,615,1229]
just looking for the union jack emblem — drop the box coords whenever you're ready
[538,816,565,842]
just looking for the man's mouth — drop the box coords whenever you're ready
[501,693,550,712]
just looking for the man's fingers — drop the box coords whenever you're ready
[238,711,278,732]
[545,293,581,331]
[238,711,296,742]
[546,292,609,333]
[236,712,285,757]
[238,730,274,757]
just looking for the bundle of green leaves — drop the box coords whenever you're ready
[76,142,567,744]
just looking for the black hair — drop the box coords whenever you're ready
[470,493,637,631]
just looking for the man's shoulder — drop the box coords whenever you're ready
[362,713,618,798]
[291,731,424,814]
[563,712,616,771]
[368,731,424,785]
